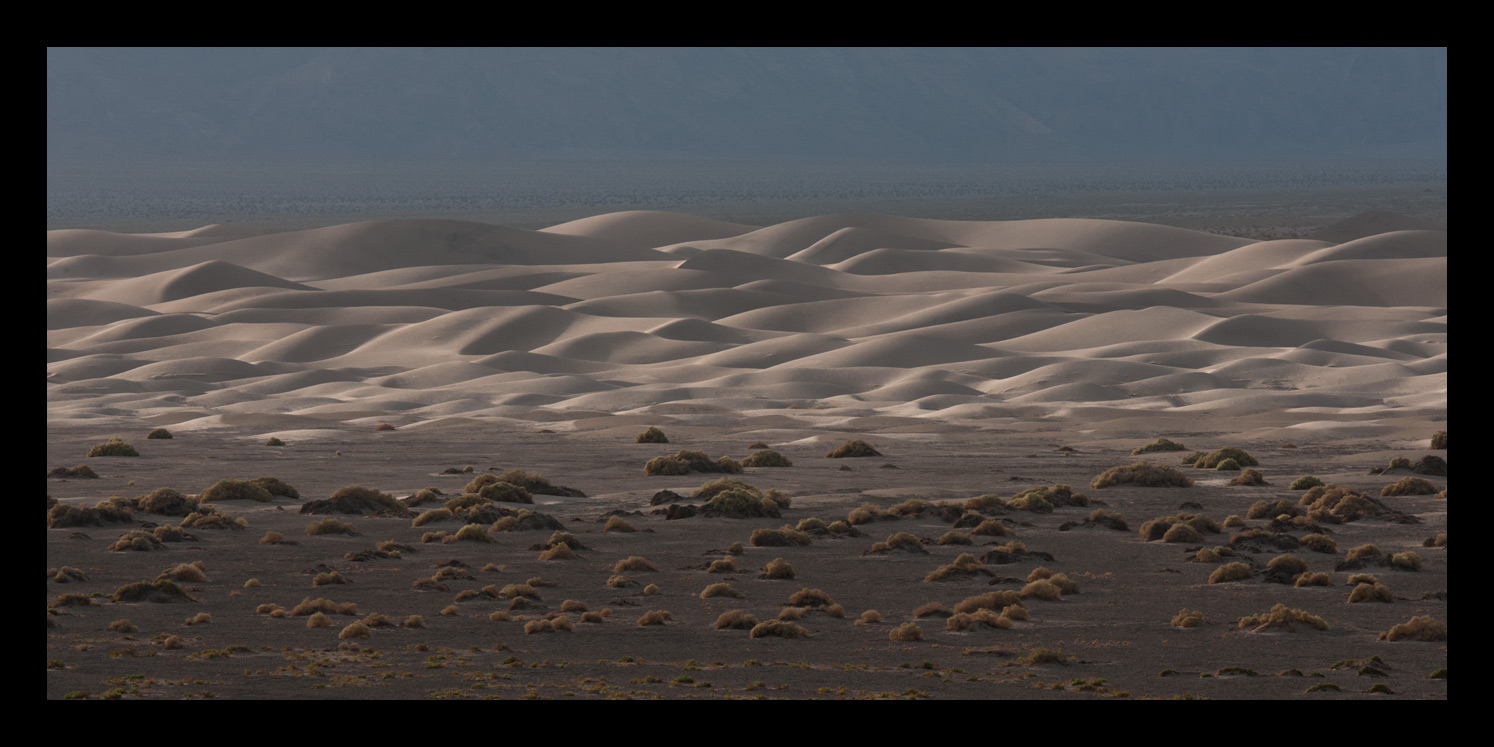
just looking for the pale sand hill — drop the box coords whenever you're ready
[48,210,1445,446]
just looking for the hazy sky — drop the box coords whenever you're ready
[47,47,1447,164]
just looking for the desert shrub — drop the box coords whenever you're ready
[108,530,164,552]
[888,622,923,641]
[1229,468,1268,485]
[251,477,300,500]
[970,518,1010,537]
[1381,615,1446,642]
[1162,523,1204,543]
[1090,461,1194,489]
[305,518,359,536]
[538,542,576,560]
[1247,499,1299,520]
[635,426,669,444]
[1238,604,1327,632]
[1027,567,1080,595]
[108,618,138,634]
[291,597,358,616]
[1020,579,1063,601]
[87,437,139,457]
[1193,448,1258,469]
[614,556,660,573]
[305,485,409,516]
[796,517,826,532]
[856,610,883,626]
[1132,437,1188,455]
[750,526,812,547]
[787,588,837,609]
[846,504,883,525]
[306,612,333,628]
[1290,475,1325,490]
[1390,552,1422,571]
[265,437,285,446]
[1298,533,1337,554]
[443,493,490,512]
[825,439,880,458]
[645,450,743,476]
[477,481,533,504]
[1294,572,1331,587]
[1381,477,1438,497]
[603,516,637,533]
[146,427,173,440]
[637,610,673,626]
[111,579,197,604]
[712,610,758,630]
[706,556,738,574]
[702,488,780,519]
[1349,583,1394,603]
[1208,562,1254,584]
[412,508,454,527]
[157,562,207,583]
[700,582,745,599]
[1430,430,1447,450]
[1180,451,1206,465]
[49,503,130,529]
[742,449,793,468]
[606,575,633,589]
[1214,458,1242,471]
[946,608,1012,631]
[48,464,100,479]
[760,558,795,580]
[866,531,925,554]
[936,531,973,545]
[449,524,494,543]
[201,478,274,503]
[750,620,809,638]
[338,621,372,639]
[1172,609,1205,628]
[1346,544,1383,561]
[131,488,194,516]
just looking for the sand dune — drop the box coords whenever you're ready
[46,212,1445,436]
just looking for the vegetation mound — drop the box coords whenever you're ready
[635,426,669,443]
[1132,437,1188,455]
[87,437,139,457]
[300,485,410,516]
[1192,448,1259,469]
[741,449,793,468]
[644,450,744,476]
[1090,461,1194,489]
[112,579,197,604]
[825,439,881,458]
[201,479,274,503]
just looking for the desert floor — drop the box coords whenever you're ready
[47,186,1445,699]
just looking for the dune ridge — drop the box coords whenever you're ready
[48,210,1445,439]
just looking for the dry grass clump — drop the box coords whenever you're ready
[706,556,738,574]
[1138,512,1219,542]
[1208,562,1255,584]
[1229,468,1269,486]
[1264,553,1309,583]
[644,450,744,476]
[133,487,196,516]
[488,508,566,533]
[924,553,992,582]
[1290,475,1325,491]
[1424,533,1447,547]
[1299,484,1385,521]
[787,588,838,609]
[1294,572,1332,587]
[111,579,197,604]
[412,508,453,527]
[946,608,1013,632]
[952,590,1026,615]
[306,612,333,628]
[1380,477,1439,496]
[265,437,285,446]
[825,439,881,458]
[48,464,100,479]
[750,620,809,638]
[47,501,130,529]
[290,597,359,616]
[443,493,491,513]
[759,557,796,580]
[476,481,533,504]
[603,516,637,533]
[1349,582,1394,603]
[302,485,410,515]
[51,566,89,583]
[741,449,793,468]
[448,524,495,544]
[888,622,923,641]
[338,621,372,639]
[1247,499,1299,520]
[493,469,586,498]
[637,610,673,626]
[87,437,139,457]
[912,602,950,618]
[1020,579,1064,601]
[749,526,812,547]
[305,518,360,536]
[1298,533,1337,554]
[1132,437,1188,455]
[1238,604,1328,632]
[524,616,575,634]
[251,476,300,500]
[312,570,349,586]
[1381,615,1446,642]
[1430,430,1447,450]
[701,488,781,519]
[936,531,973,545]
[157,561,207,583]
[146,427,173,440]
[635,426,669,443]
[855,610,882,626]
[538,543,577,560]
[1346,544,1383,561]
[708,610,757,631]
[605,575,634,589]
[1090,461,1194,489]
[108,618,138,634]
[201,478,274,503]
[1192,447,1259,469]
[700,582,745,599]
[613,556,660,573]
[108,530,165,552]
[865,531,926,555]
[1161,523,1204,543]
[1027,567,1080,594]
[374,422,397,432]
[1172,609,1206,628]
[1389,552,1422,571]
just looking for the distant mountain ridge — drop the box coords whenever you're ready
[47,47,1447,163]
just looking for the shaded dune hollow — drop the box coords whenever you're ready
[48,211,1446,432]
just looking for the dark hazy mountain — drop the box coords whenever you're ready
[46,47,1447,163]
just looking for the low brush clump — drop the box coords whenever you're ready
[1380,615,1446,642]
[866,531,927,554]
[1208,562,1254,584]
[713,610,758,630]
[924,553,992,582]
[305,518,360,537]
[1381,477,1439,497]
[1090,461,1195,489]
[1299,533,1337,553]
[750,620,809,638]
[741,449,793,468]
[157,562,207,583]
[637,610,673,626]
[1132,437,1188,455]
[1349,582,1394,603]
[1238,604,1328,632]
[290,597,359,616]
[301,485,409,516]
[1247,499,1299,520]
[146,428,173,439]
[1172,609,1206,628]
[824,440,881,458]
[1229,468,1269,486]
[1300,484,1384,521]
[48,464,99,479]
[749,526,812,547]
[1290,475,1326,490]
[644,450,743,476]
[1430,430,1447,450]
[613,556,660,573]
[603,516,637,533]
[111,579,197,604]
[700,582,745,599]
[945,608,1012,632]
[200,479,274,503]
[706,556,738,574]
[1009,484,1088,512]
[888,622,923,641]
[1192,448,1259,469]
[448,524,494,543]
[1139,513,1220,542]
[634,427,669,444]
[701,487,781,519]
[1389,552,1422,571]
[760,558,795,580]
[49,503,133,528]
[87,437,139,457]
